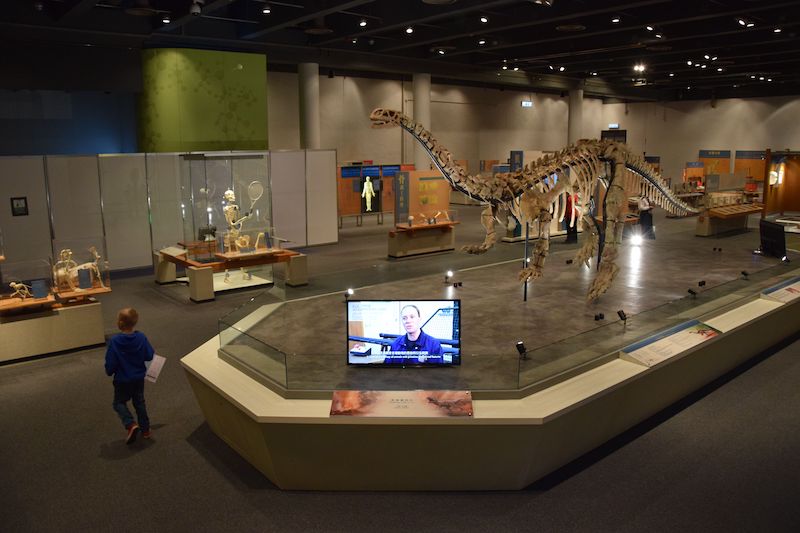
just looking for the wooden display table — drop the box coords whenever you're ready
[0,294,56,312]
[388,221,459,258]
[156,245,308,302]
[696,203,763,236]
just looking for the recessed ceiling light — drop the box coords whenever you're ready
[262,5,271,14]
[591,71,598,76]
[438,49,445,55]
[704,54,710,59]
[646,25,654,31]
[737,18,747,26]
[733,84,739,88]
[750,75,756,79]
[351,38,357,44]
[548,65,554,70]
[480,16,488,23]
[406,26,414,34]
[655,33,663,39]
[611,16,620,23]
[502,65,508,70]
[768,78,772,82]
[558,66,565,72]
[774,27,782,33]
[359,18,367,27]
[687,86,691,89]
[513,66,519,71]
[162,15,170,24]
[687,60,693,65]
[746,22,754,28]
[712,56,718,61]
[478,39,486,45]
[669,72,675,77]
[701,64,707,69]
[717,67,723,72]
[759,76,765,80]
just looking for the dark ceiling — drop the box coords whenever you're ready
[2,0,800,101]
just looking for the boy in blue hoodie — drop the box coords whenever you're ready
[105,308,155,444]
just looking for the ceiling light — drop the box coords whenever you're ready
[351,38,357,44]
[548,65,554,70]
[611,16,620,23]
[438,49,445,55]
[759,76,765,80]
[750,75,756,79]
[704,54,710,59]
[737,18,747,26]
[480,16,489,23]
[746,22,754,28]
[406,26,414,34]
[478,39,486,45]
[558,66,565,72]
[701,64,707,69]
[717,67,723,72]
[502,65,508,70]
[359,18,367,27]
[687,60,693,66]
[533,0,555,6]
[646,25,654,31]
[774,27,782,33]
[655,33,663,39]
[513,66,520,71]
[162,15,170,24]
[768,78,772,82]
[591,71,598,76]
[633,63,646,72]
[687,86,691,90]
[262,4,271,14]
[669,72,675,77]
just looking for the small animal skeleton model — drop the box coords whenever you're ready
[9,281,33,299]
[53,247,106,292]
[369,108,699,300]
[223,182,264,252]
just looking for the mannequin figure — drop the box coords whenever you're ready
[361,176,376,212]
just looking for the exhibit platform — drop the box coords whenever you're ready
[182,215,800,489]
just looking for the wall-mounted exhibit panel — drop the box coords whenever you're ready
[305,150,337,246]
[270,151,307,248]
[146,153,184,252]
[0,156,52,263]
[46,155,106,261]
[98,154,152,270]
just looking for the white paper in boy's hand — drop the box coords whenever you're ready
[145,355,166,383]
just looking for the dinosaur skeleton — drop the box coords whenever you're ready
[370,108,699,300]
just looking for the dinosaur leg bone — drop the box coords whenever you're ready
[462,205,498,254]
[518,209,553,283]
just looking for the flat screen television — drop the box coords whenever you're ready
[346,299,461,366]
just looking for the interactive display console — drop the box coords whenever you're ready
[347,299,461,366]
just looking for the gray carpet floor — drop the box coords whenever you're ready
[1,206,799,532]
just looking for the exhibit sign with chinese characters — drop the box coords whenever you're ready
[329,390,473,417]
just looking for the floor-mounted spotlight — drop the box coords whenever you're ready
[617,309,627,324]
[444,270,453,283]
[631,234,643,246]
[594,313,605,321]
[344,288,354,300]
[516,341,528,360]
[698,280,706,288]
[688,288,697,298]
[741,270,749,280]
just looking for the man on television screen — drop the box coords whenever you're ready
[387,304,443,363]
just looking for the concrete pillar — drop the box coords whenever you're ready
[412,73,431,171]
[298,63,321,149]
[567,88,584,145]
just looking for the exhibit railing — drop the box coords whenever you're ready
[217,259,797,399]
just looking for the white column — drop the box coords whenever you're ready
[567,88,584,145]
[298,63,320,150]
[412,73,431,170]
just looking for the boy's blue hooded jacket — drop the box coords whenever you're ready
[105,332,155,382]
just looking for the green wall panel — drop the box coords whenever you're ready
[139,48,267,152]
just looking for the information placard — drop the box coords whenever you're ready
[330,390,473,417]
[620,320,720,368]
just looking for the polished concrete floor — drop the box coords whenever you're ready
[2,205,800,532]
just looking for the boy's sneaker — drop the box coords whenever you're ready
[125,423,140,445]
[142,429,152,439]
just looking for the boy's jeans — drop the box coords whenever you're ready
[112,380,150,431]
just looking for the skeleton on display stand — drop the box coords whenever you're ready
[53,247,106,292]
[223,180,265,252]
[369,108,700,300]
[9,281,33,299]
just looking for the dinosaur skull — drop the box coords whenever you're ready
[369,108,407,128]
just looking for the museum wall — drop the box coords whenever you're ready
[587,96,800,180]
[0,90,137,156]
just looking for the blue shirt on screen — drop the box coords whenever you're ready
[386,330,443,364]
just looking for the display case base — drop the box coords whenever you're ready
[0,301,105,363]
[387,222,457,258]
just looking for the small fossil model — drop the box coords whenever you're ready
[9,281,33,299]
[370,108,699,300]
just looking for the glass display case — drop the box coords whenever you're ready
[179,152,272,252]
[0,257,56,312]
[50,244,111,299]
[217,252,798,397]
